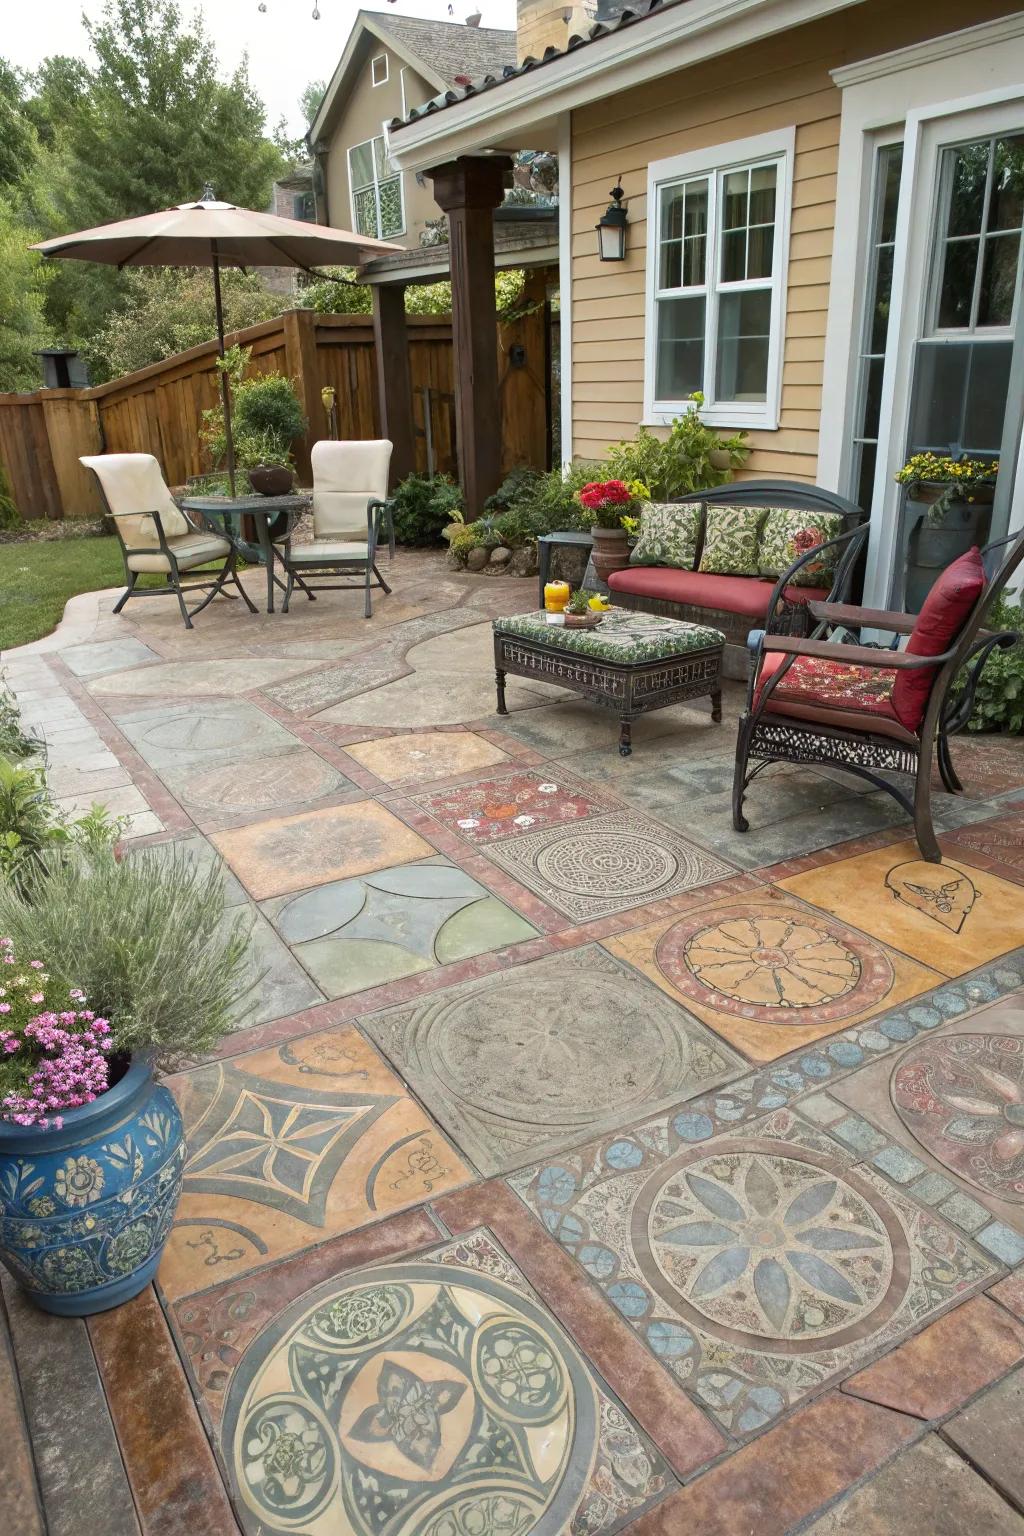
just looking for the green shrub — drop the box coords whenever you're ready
[0,678,41,761]
[391,473,464,546]
[201,347,307,471]
[0,847,255,1066]
[0,756,125,891]
[0,464,19,531]
[606,397,750,499]
[483,468,544,514]
[961,596,1024,734]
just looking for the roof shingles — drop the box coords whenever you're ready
[368,12,516,87]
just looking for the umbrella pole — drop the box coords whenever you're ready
[211,244,236,498]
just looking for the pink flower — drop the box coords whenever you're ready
[29,993,44,1004]
[29,960,44,970]
[0,1004,9,1015]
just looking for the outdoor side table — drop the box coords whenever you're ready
[536,530,595,606]
[493,608,725,755]
[181,492,311,614]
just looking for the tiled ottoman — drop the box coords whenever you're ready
[493,608,725,754]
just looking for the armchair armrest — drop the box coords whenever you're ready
[764,634,956,668]
[806,601,917,632]
[105,508,176,564]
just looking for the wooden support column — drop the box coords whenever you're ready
[371,283,415,486]
[281,306,319,484]
[426,155,511,519]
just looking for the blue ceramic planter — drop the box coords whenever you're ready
[0,1056,185,1316]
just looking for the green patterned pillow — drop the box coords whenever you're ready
[698,504,769,576]
[629,502,700,569]
[758,508,844,587]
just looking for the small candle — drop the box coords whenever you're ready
[544,581,570,613]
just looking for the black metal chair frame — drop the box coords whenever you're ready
[86,470,257,631]
[733,526,1024,862]
[278,497,396,619]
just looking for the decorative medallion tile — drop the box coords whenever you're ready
[511,1108,997,1436]
[829,995,1024,1232]
[344,731,509,788]
[604,894,943,1062]
[110,697,302,771]
[262,856,538,998]
[480,810,739,922]
[211,802,435,901]
[159,1026,470,1300]
[412,765,610,847]
[358,944,744,1175]
[779,841,1024,977]
[212,1227,673,1535]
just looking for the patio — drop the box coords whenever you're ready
[4,550,1024,1536]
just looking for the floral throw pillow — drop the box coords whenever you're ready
[629,502,701,569]
[698,504,769,576]
[758,509,845,587]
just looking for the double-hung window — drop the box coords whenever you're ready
[348,132,405,240]
[645,129,794,429]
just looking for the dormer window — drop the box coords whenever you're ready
[371,53,388,86]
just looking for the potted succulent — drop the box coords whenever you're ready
[0,849,252,1316]
[563,587,603,627]
[575,478,649,583]
[896,452,998,611]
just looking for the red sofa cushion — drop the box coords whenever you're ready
[756,650,901,724]
[890,547,986,730]
[607,566,830,620]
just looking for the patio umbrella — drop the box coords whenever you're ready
[32,187,401,494]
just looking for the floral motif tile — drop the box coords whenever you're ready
[211,801,435,901]
[510,1108,997,1437]
[343,730,509,788]
[411,765,610,846]
[208,1227,674,1535]
[482,810,738,922]
[603,894,943,1063]
[261,856,538,998]
[829,995,1024,1232]
[779,840,1024,977]
[359,944,744,1175]
[159,1025,470,1301]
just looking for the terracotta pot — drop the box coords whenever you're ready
[247,464,294,496]
[589,524,631,584]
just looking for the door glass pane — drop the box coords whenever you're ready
[862,355,885,438]
[979,232,1021,326]
[716,289,771,401]
[945,142,989,236]
[880,149,902,243]
[847,141,904,510]
[938,238,980,327]
[870,245,895,352]
[855,441,878,517]
[988,135,1024,230]
[656,295,706,399]
[349,141,374,191]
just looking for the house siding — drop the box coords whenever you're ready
[567,0,1020,478]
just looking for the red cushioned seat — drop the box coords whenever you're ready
[755,650,912,738]
[607,566,829,620]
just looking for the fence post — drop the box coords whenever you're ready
[281,307,319,484]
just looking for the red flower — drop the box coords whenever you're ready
[578,479,632,509]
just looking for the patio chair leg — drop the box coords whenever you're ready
[113,573,137,615]
[364,568,373,619]
[937,730,963,794]
[732,715,752,833]
[282,570,295,614]
[913,739,942,863]
[372,564,392,596]
[173,582,194,630]
[231,565,258,614]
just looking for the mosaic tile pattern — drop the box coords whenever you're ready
[604,894,943,1062]
[512,1108,996,1436]
[263,857,538,997]
[160,1026,470,1300]
[359,944,745,1175]
[218,1228,672,1536]
[413,765,610,846]
[483,809,737,922]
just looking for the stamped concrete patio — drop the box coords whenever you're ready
[4,547,1024,1536]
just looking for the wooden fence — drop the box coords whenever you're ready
[0,301,550,520]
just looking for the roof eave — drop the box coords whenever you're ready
[388,0,862,172]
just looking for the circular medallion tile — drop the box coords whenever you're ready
[536,829,680,900]
[634,1140,908,1354]
[222,1260,595,1536]
[654,903,894,1025]
[891,1033,1024,1202]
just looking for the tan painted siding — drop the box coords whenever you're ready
[324,45,438,248]
[568,0,1021,479]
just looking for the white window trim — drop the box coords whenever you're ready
[371,53,389,87]
[643,127,794,432]
[399,65,409,120]
[347,130,406,241]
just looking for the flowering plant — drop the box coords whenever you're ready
[895,452,998,490]
[0,940,112,1129]
[575,478,650,529]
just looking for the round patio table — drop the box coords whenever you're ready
[181,492,311,614]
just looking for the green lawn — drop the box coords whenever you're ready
[0,536,131,652]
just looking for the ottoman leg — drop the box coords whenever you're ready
[618,719,632,756]
[496,669,509,715]
[711,687,723,723]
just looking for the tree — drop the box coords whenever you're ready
[0,62,36,191]
[0,197,50,391]
[300,79,327,129]
[87,266,281,378]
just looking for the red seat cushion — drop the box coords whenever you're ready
[756,650,902,726]
[607,566,830,620]
[890,547,986,730]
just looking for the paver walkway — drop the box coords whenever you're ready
[3,548,1024,1536]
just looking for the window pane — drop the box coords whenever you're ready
[856,441,877,515]
[349,141,374,191]
[722,169,749,230]
[945,142,989,236]
[660,235,682,289]
[716,289,771,401]
[870,245,895,353]
[353,185,378,238]
[656,295,706,400]
[907,338,1012,455]
[721,229,746,282]
[659,182,706,289]
[684,181,708,239]
[978,232,1020,325]
[747,222,774,280]
[748,165,777,226]
[988,136,1024,231]
[378,177,403,237]
[374,136,393,178]
[879,144,903,244]
[862,355,885,439]
[937,238,980,327]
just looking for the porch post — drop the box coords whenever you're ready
[371,282,415,486]
[426,155,511,518]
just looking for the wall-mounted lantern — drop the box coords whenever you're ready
[596,182,628,262]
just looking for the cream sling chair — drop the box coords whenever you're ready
[278,439,395,619]
[81,453,256,630]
